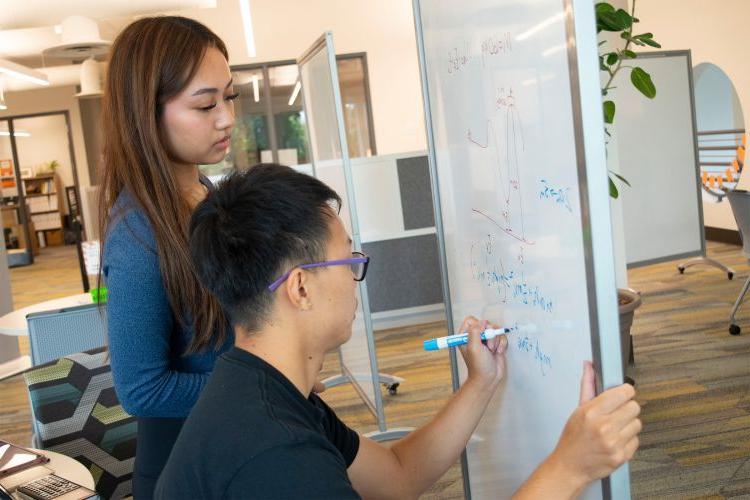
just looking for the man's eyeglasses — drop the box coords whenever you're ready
[267,251,370,292]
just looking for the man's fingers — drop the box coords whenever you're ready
[610,400,641,429]
[618,417,642,442]
[486,335,500,352]
[460,316,481,333]
[590,383,636,415]
[466,319,486,350]
[622,436,640,462]
[497,334,508,354]
[579,360,596,405]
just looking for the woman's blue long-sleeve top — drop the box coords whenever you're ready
[103,192,233,417]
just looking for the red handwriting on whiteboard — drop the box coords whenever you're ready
[481,33,512,67]
[447,41,472,75]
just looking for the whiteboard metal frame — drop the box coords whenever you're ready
[412,0,628,498]
[297,33,410,440]
[411,2,470,497]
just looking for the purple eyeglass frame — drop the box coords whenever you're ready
[267,252,370,292]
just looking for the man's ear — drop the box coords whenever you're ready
[285,268,313,311]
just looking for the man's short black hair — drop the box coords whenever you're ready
[189,164,342,332]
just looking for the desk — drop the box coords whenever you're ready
[0,448,96,497]
[0,294,92,380]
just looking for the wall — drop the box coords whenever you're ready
[167,0,427,155]
[633,0,750,230]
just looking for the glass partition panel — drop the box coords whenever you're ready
[269,64,308,166]
[337,57,374,158]
[199,68,269,178]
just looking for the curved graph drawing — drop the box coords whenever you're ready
[467,87,528,244]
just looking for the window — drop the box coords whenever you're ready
[200,54,375,178]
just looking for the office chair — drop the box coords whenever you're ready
[727,189,750,335]
[26,303,107,366]
[23,348,136,499]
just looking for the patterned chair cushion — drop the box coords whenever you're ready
[23,347,136,499]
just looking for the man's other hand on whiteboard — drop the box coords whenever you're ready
[514,361,641,499]
[457,316,508,390]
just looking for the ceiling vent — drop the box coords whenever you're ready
[42,16,110,60]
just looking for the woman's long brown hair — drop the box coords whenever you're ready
[99,16,228,353]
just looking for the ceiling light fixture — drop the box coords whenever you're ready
[0,131,31,137]
[0,59,49,87]
[252,74,259,102]
[239,0,257,58]
[288,80,301,106]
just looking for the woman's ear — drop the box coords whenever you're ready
[285,268,313,311]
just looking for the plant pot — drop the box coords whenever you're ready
[618,287,642,378]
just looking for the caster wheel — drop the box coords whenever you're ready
[729,272,734,280]
[729,324,741,336]
[385,383,399,396]
[678,266,685,274]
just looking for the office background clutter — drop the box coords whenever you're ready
[0,1,749,498]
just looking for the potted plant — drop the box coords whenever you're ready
[596,0,661,377]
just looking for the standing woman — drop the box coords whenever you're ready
[99,17,236,498]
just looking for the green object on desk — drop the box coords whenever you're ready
[90,287,107,303]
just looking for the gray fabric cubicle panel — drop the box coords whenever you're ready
[362,233,443,313]
[396,156,435,229]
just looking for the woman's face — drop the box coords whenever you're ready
[161,46,237,167]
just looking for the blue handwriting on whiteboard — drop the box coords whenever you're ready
[539,179,572,213]
[470,238,554,314]
[516,335,553,376]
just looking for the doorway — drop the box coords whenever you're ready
[0,111,81,267]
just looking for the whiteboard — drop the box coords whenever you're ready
[298,34,384,417]
[616,51,704,267]
[413,0,626,498]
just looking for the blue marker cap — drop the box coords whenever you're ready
[423,339,439,351]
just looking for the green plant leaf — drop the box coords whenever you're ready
[595,1,616,31]
[603,100,616,124]
[611,171,631,187]
[622,49,637,58]
[614,9,633,29]
[609,177,619,198]
[599,56,608,72]
[606,52,618,65]
[641,38,662,48]
[631,67,656,98]
[632,33,661,47]
[595,2,615,14]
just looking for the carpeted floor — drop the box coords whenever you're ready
[1,242,750,498]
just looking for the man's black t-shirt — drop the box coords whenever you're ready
[154,347,361,499]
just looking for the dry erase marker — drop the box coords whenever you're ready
[424,328,510,351]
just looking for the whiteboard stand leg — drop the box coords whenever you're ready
[365,427,415,442]
[728,275,750,336]
[677,256,734,280]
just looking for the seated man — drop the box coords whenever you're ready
[155,164,641,499]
